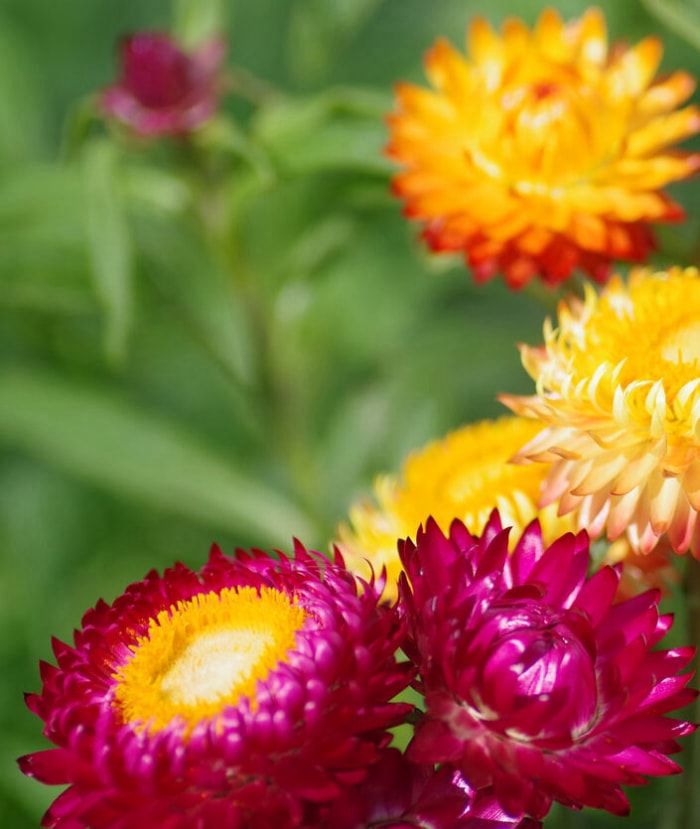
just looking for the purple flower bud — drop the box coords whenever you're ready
[100,31,225,136]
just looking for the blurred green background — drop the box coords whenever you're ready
[2,0,700,826]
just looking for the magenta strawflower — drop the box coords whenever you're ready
[19,544,413,829]
[321,748,541,829]
[100,31,225,136]
[399,512,697,820]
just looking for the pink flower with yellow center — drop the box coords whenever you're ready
[18,545,413,829]
[100,31,225,136]
[502,266,700,557]
[387,8,700,288]
[399,512,697,820]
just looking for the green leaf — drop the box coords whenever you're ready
[0,164,95,313]
[642,0,700,51]
[0,19,44,165]
[0,369,315,546]
[172,0,228,47]
[287,0,387,82]
[82,139,134,365]
[254,89,393,176]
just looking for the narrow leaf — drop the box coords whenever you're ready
[642,0,700,51]
[0,369,315,546]
[82,139,133,365]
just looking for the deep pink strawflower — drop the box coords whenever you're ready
[100,31,225,136]
[399,512,697,820]
[19,544,413,829]
[321,748,541,829]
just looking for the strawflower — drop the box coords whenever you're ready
[321,748,541,829]
[18,544,413,829]
[399,512,697,820]
[337,416,577,602]
[387,8,700,288]
[100,31,225,136]
[502,266,700,557]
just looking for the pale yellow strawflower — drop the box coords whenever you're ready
[502,266,700,556]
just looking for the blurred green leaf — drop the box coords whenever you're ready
[287,0,386,82]
[132,213,258,394]
[195,117,276,186]
[172,0,228,46]
[642,0,700,50]
[122,165,192,216]
[82,139,134,365]
[0,368,315,546]
[254,88,392,175]
[0,20,44,166]
[0,165,94,313]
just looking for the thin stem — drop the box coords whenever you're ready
[222,67,282,106]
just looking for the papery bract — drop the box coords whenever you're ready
[19,544,413,828]
[502,266,700,558]
[399,512,696,819]
[387,8,700,288]
[321,748,541,828]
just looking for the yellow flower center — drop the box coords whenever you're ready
[568,269,700,401]
[113,586,306,733]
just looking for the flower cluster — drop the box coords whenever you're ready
[19,5,700,829]
[20,524,695,828]
[337,415,677,602]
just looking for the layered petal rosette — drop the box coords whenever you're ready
[322,748,541,829]
[399,512,696,820]
[502,266,700,557]
[19,544,413,829]
[387,8,700,288]
[100,31,225,136]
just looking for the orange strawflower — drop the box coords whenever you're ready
[501,266,700,557]
[387,8,700,288]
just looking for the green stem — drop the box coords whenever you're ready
[222,67,282,106]
[193,161,327,536]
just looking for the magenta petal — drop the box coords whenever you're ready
[400,511,697,820]
[99,30,225,136]
[19,543,413,828]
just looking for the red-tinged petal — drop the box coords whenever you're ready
[387,9,700,289]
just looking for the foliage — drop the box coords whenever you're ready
[2,1,700,827]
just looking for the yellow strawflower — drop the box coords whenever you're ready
[336,416,576,601]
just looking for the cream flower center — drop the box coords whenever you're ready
[160,627,275,706]
[113,586,306,734]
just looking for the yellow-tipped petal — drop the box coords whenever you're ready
[387,8,700,289]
